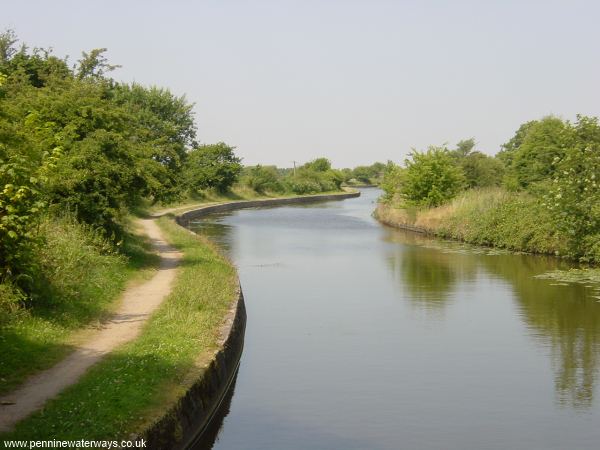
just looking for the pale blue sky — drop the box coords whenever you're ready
[4,0,600,167]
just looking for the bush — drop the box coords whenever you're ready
[283,167,341,194]
[242,165,283,194]
[380,161,403,202]
[0,145,60,281]
[0,281,25,325]
[400,146,465,207]
[184,142,242,193]
[543,116,600,260]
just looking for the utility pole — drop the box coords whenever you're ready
[293,160,296,176]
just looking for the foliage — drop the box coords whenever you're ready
[499,116,572,190]
[302,157,331,172]
[0,30,236,317]
[0,144,60,281]
[400,146,465,207]
[5,216,237,439]
[378,188,567,257]
[380,160,403,201]
[457,151,504,188]
[450,139,504,189]
[349,162,386,184]
[0,280,25,326]
[241,164,283,194]
[0,213,157,393]
[543,116,600,260]
[184,142,242,193]
[380,115,600,263]
[284,159,343,194]
[435,188,565,255]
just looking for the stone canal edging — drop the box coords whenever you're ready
[141,190,360,449]
[175,190,361,227]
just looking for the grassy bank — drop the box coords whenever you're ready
[0,215,159,395]
[375,188,571,257]
[3,215,238,439]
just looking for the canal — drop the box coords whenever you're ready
[188,188,600,450]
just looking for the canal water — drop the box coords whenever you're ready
[188,188,600,450]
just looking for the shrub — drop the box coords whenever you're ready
[400,146,465,207]
[242,165,283,194]
[184,142,242,193]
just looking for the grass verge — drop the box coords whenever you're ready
[0,215,159,395]
[375,188,568,256]
[2,215,238,440]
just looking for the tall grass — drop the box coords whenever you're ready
[377,188,568,256]
[0,214,158,394]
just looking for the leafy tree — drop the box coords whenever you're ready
[544,115,600,260]
[380,161,403,201]
[0,30,18,64]
[283,158,343,194]
[459,152,504,188]
[302,157,331,172]
[184,142,242,192]
[453,138,476,157]
[400,146,465,207]
[497,121,537,166]
[500,117,572,190]
[77,48,120,79]
[450,139,504,188]
[242,165,283,194]
[0,142,60,280]
[351,162,386,184]
[113,83,196,203]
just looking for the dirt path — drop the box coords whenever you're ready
[0,219,181,433]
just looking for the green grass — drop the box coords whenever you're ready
[377,188,569,257]
[0,215,159,395]
[3,215,238,440]
[435,189,567,255]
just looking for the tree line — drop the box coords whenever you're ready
[381,115,600,261]
[0,31,372,311]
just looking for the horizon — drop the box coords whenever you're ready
[4,0,600,167]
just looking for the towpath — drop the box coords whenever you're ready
[0,218,181,432]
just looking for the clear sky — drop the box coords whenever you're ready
[4,0,600,167]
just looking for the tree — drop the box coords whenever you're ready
[450,140,504,188]
[400,146,465,207]
[0,29,18,64]
[453,138,476,157]
[380,161,403,201]
[351,162,386,184]
[77,48,120,79]
[459,152,504,188]
[113,83,196,203]
[242,165,283,193]
[544,115,600,260]
[303,157,331,172]
[500,116,572,190]
[184,143,242,192]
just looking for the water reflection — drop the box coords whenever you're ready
[189,215,234,252]
[384,229,478,311]
[482,256,600,409]
[383,227,600,408]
